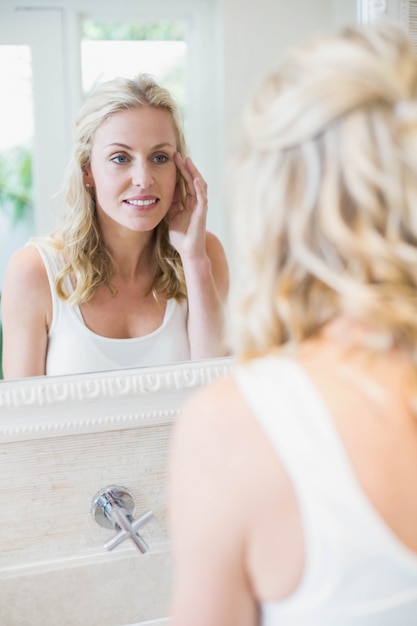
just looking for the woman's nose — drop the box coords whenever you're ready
[132,161,154,187]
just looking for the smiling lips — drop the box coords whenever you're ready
[124,197,159,208]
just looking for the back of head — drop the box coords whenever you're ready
[229,20,417,363]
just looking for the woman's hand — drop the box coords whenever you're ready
[168,153,229,360]
[168,153,208,259]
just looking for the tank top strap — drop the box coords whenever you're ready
[28,239,64,279]
[233,356,353,493]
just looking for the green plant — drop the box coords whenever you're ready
[0,144,33,224]
[0,144,33,379]
[0,312,2,380]
[82,20,184,41]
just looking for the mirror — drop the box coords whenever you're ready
[1,0,399,383]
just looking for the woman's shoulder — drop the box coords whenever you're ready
[175,372,247,442]
[2,242,56,365]
[205,230,226,254]
[5,243,46,280]
[28,231,64,251]
[2,243,51,310]
[171,372,252,505]
[205,230,229,295]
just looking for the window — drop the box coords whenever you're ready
[82,20,187,100]
[0,44,35,286]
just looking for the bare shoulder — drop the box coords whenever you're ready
[205,230,227,257]
[172,371,284,484]
[204,230,229,297]
[3,245,48,290]
[2,245,51,320]
[175,373,247,437]
[171,372,262,506]
[171,374,247,492]
[169,374,259,624]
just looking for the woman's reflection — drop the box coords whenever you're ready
[1,74,229,378]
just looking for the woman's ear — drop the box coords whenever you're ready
[82,166,94,187]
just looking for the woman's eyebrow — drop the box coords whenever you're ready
[152,142,176,150]
[105,142,176,150]
[105,142,132,149]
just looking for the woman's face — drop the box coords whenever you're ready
[84,106,178,233]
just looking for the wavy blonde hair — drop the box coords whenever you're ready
[53,74,187,304]
[229,21,417,368]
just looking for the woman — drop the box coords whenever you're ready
[168,21,417,625]
[1,74,229,377]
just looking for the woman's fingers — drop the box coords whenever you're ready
[186,158,208,196]
[174,153,194,195]
[175,153,207,197]
[194,177,208,214]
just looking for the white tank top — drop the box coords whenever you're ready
[30,240,191,376]
[234,356,417,626]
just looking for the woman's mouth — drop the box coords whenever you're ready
[124,197,159,209]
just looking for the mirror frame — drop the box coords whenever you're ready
[0,357,234,441]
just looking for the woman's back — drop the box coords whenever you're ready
[170,328,417,626]
[237,327,417,624]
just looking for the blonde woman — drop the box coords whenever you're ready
[169,22,417,625]
[2,74,229,377]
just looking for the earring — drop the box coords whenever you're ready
[86,183,91,188]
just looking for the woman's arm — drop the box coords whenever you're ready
[169,373,305,625]
[169,155,229,359]
[182,230,229,359]
[1,246,51,378]
[168,376,258,626]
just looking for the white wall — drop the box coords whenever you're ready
[214,0,357,248]
[219,0,356,154]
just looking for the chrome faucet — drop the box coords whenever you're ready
[91,485,154,553]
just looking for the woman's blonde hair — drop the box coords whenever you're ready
[55,74,187,304]
[229,21,417,365]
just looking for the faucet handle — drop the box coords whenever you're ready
[91,485,154,553]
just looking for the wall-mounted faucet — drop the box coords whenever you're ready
[91,485,154,553]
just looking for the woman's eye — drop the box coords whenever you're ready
[111,154,128,164]
[153,154,168,164]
